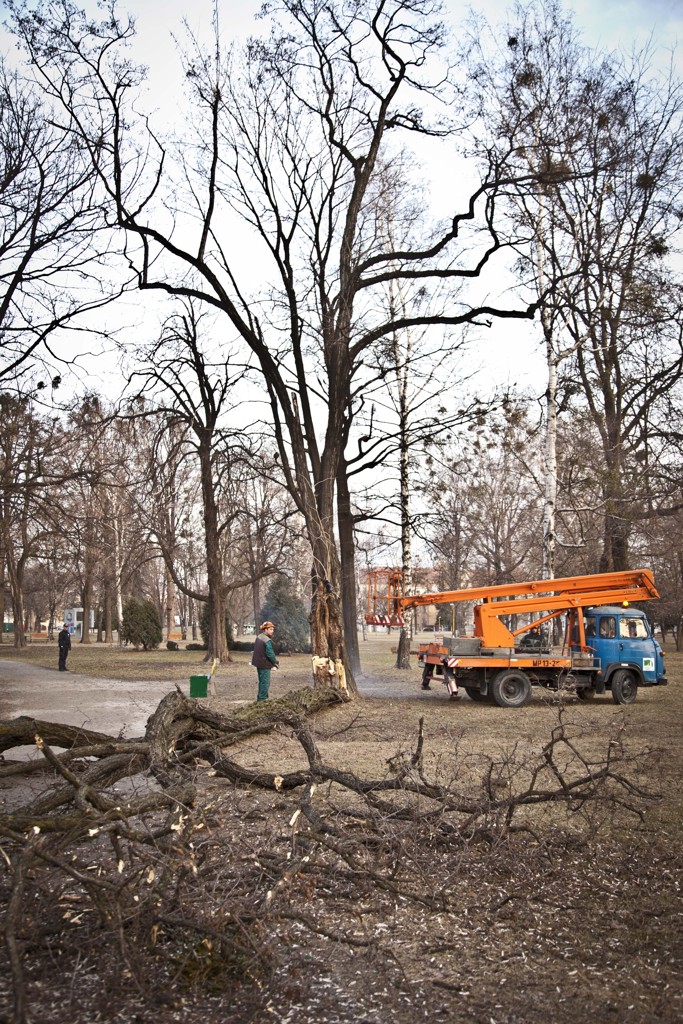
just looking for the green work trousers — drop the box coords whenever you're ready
[256,667,272,701]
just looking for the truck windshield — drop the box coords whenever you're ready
[619,618,648,639]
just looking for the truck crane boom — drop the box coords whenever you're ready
[399,570,660,648]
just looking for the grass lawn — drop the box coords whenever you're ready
[0,638,236,681]
[0,630,452,683]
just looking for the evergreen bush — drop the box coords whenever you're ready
[121,599,162,650]
[259,577,311,653]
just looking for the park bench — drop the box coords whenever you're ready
[27,632,52,643]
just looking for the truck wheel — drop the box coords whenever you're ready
[464,685,490,703]
[611,669,638,705]
[491,670,531,708]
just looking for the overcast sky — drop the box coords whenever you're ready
[119,0,683,70]
[3,0,681,397]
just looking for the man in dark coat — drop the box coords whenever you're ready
[58,623,71,672]
[251,621,279,701]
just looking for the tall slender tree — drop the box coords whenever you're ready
[0,58,117,386]
[127,303,279,662]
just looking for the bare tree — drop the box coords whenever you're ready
[0,60,116,387]
[0,397,42,646]
[424,408,543,611]
[126,304,282,662]
[0,396,74,646]
[337,156,482,668]
[11,0,544,691]
[465,0,683,574]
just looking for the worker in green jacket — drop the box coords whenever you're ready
[251,621,279,701]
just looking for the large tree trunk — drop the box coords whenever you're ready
[80,556,94,645]
[395,346,413,670]
[542,322,558,582]
[336,458,361,678]
[542,326,564,643]
[286,388,356,693]
[113,513,124,635]
[80,528,96,647]
[0,549,5,645]
[6,544,26,649]
[599,499,630,572]
[104,586,114,644]
[199,442,230,663]
[308,527,357,696]
[165,567,175,638]
[599,425,629,572]
[252,580,261,631]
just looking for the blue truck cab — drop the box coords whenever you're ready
[581,605,668,704]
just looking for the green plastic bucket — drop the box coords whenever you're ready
[190,675,209,698]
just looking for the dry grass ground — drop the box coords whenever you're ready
[0,633,681,1023]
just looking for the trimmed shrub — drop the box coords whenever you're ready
[230,640,255,653]
[121,599,162,650]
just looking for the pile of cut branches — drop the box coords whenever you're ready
[0,690,660,1024]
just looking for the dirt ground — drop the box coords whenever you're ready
[0,633,681,1024]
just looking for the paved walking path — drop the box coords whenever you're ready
[0,659,177,741]
[0,640,430,758]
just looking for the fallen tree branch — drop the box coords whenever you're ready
[0,687,345,837]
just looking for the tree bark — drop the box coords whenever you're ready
[199,436,230,663]
[80,568,93,645]
[0,548,5,645]
[394,323,413,670]
[165,566,175,638]
[104,585,113,644]
[6,544,26,648]
[308,534,357,695]
[336,457,361,678]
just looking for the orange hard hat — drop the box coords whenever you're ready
[260,621,275,631]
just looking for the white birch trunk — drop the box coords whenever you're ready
[114,512,124,635]
[543,323,558,582]
[392,279,413,669]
